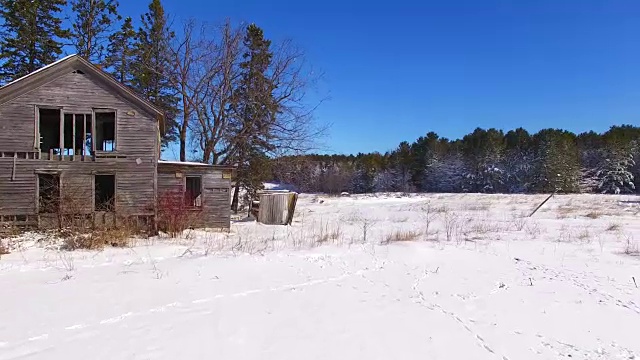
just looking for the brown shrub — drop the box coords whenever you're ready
[384,230,422,244]
[0,240,9,255]
[585,211,602,219]
[157,190,201,238]
[61,228,136,250]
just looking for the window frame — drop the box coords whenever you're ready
[92,108,118,153]
[34,105,64,152]
[184,175,204,208]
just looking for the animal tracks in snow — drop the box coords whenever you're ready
[408,265,507,360]
[515,258,640,316]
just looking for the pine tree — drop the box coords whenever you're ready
[0,0,70,83]
[410,132,440,190]
[461,128,506,193]
[229,24,279,212]
[597,150,635,194]
[350,168,372,193]
[389,142,414,192]
[532,129,580,193]
[504,128,535,193]
[603,125,640,194]
[70,0,120,63]
[425,153,465,193]
[598,127,639,194]
[105,17,136,85]
[419,135,447,192]
[577,131,605,193]
[132,0,179,146]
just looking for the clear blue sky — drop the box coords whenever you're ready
[118,0,640,155]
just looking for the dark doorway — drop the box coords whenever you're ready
[95,174,115,211]
[38,174,60,213]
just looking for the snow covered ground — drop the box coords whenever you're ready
[1,193,639,360]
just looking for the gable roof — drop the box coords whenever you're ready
[0,54,164,126]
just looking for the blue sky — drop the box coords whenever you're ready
[117,0,640,155]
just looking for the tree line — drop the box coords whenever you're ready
[271,125,640,195]
[0,0,322,210]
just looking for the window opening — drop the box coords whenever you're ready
[185,176,202,207]
[95,112,115,152]
[38,108,60,155]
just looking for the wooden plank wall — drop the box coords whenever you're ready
[157,164,231,229]
[258,193,291,225]
[0,70,158,218]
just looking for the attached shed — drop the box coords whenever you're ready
[157,161,234,229]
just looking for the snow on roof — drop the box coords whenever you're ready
[0,54,77,89]
[158,160,214,167]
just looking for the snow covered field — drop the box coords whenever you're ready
[1,193,639,360]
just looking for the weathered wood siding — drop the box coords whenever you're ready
[0,70,158,217]
[157,164,231,229]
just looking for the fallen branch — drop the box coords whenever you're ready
[529,191,557,217]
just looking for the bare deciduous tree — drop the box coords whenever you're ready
[166,19,217,161]
[192,20,244,165]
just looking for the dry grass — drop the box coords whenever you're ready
[511,217,527,231]
[433,205,449,214]
[556,206,578,219]
[577,227,592,241]
[468,221,503,234]
[0,240,9,256]
[384,230,422,244]
[61,228,136,251]
[525,221,542,238]
[465,203,490,212]
[624,235,639,256]
[585,211,602,219]
[443,211,459,242]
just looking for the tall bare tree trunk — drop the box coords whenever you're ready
[231,182,241,213]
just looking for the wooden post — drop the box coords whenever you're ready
[82,114,87,159]
[11,153,16,181]
[59,111,64,160]
[72,114,76,159]
[91,109,96,156]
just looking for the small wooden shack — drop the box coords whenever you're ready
[157,161,234,229]
[252,191,298,225]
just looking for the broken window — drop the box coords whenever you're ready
[38,108,60,155]
[185,176,202,207]
[61,114,93,156]
[95,174,115,211]
[38,108,94,158]
[95,112,116,152]
[38,174,60,213]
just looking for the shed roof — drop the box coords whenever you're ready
[158,160,235,169]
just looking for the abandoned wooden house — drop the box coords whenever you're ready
[0,54,233,230]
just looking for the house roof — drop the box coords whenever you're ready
[0,54,78,89]
[0,54,165,127]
